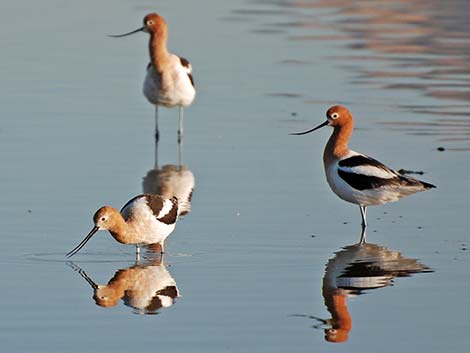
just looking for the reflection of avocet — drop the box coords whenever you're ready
[143,125,195,218]
[110,13,196,167]
[291,105,435,232]
[67,258,180,315]
[296,230,431,343]
[143,165,195,217]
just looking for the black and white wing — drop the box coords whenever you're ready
[121,194,179,225]
[337,154,429,191]
[178,56,194,87]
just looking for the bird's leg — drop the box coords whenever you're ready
[154,106,159,169]
[135,245,141,262]
[359,227,367,244]
[178,106,184,167]
[359,206,367,230]
[158,242,166,262]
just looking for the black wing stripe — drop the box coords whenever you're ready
[339,170,432,191]
[338,170,401,190]
[156,197,178,225]
[339,155,393,173]
[187,73,195,87]
[144,285,179,312]
[156,285,178,298]
[179,56,191,68]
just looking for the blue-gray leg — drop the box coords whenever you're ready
[154,106,159,168]
[178,106,184,167]
[360,205,367,230]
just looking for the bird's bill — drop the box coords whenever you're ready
[108,27,144,38]
[78,268,99,290]
[290,120,329,135]
[66,226,100,258]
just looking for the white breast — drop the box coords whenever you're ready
[143,55,196,108]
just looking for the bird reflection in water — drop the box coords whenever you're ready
[67,256,179,315]
[297,229,431,343]
[143,130,195,218]
[143,165,194,217]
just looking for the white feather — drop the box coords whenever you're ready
[157,199,174,219]
[338,164,395,179]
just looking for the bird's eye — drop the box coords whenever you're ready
[331,113,339,119]
[147,20,154,26]
[101,217,106,222]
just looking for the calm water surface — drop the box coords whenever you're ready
[0,0,469,352]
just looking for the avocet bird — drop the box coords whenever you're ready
[110,13,196,167]
[68,258,180,314]
[291,105,435,230]
[66,194,179,257]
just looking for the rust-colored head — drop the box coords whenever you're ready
[93,206,121,231]
[65,206,120,258]
[323,292,352,343]
[94,286,122,307]
[290,105,354,136]
[325,105,354,128]
[324,328,350,343]
[143,13,167,34]
[109,13,168,38]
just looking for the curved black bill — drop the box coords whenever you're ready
[108,27,144,38]
[66,226,100,258]
[290,120,329,135]
[66,261,99,290]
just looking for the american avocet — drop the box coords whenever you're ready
[68,258,179,314]
[291,105,436,232]
[110,13,196,167]
[66,194,179,257]
[317,238,428,343]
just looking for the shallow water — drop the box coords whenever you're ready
[1,0,469,352]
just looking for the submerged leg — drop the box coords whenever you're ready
[154,106,159,169]
[359,227,367,244]
[178,106,184,167]
[359,206,367,229]
[135,245,141,262]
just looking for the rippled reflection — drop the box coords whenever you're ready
[238,0,470,148]
[256,0,470,104]
[297,230,431,342]
[67,257,179,315]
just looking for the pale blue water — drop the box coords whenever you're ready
[0,0,469,352]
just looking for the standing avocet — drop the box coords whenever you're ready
[66,194,179,257]
[291,105,435,231]
[110,13,196,167]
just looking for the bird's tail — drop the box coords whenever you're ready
[420,180,436,189]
